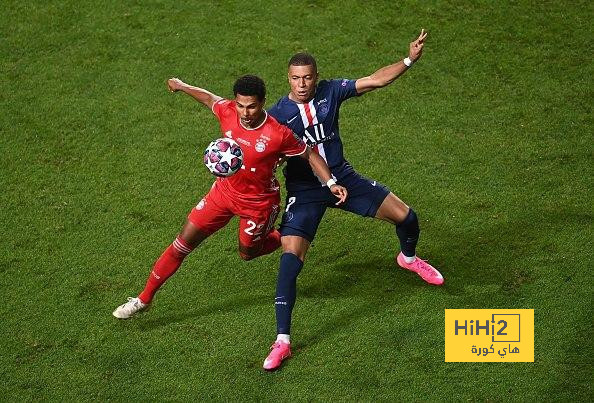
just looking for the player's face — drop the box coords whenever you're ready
[288,64,318,103]
[235,94,265,128]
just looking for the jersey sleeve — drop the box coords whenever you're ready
[280,126,307,157]
[211,99,230,120]
[330,79,359,102]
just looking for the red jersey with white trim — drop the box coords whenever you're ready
[211,99,307,202]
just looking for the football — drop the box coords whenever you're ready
[203,138,244,177]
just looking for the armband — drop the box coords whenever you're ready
[403,57,413,67]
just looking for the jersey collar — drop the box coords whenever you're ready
[239,111,268,131]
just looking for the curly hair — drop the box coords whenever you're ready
[232,75,266,101]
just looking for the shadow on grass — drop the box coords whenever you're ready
[134,293,270,331]
[429,218,539,299]
[299,256,426,299]
[546,305,594,400]
[132,257,417,332]
[434,206,591,302]
[289,204,591,354]
[291,257,427,352]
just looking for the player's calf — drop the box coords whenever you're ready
[395,208,420,258]
[238,230,281,260]
[239,249,256,261]
[239,243,261,260]
[137,237,196,303]
[112,236,197,320]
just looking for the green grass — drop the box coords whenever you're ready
[1,0,592,400]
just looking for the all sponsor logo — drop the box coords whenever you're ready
[302,123,332,145]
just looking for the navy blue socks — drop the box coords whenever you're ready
[275,252,304,335]
[396,208,420,258]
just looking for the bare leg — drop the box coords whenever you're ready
[179,220,209,248]
[281,235,311,261]
[374,192,410,224]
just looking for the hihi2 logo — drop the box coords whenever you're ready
[445,309,534,362]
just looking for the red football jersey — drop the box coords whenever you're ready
[211,99,306,201]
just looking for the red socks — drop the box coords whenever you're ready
[138,231,280,303]
[138,237,194,303]
[258,229,281,257]
[239,229,281,260]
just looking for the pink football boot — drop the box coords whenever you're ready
[396,252,444,285]
[263,341,291,371]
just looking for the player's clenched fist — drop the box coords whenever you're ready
[408,29,428,63]
[167,77,185,92]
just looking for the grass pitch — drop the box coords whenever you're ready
[1,1,592,400]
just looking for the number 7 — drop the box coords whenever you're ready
[285,197,296,212]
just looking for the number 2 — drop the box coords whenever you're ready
[497,320,508,335]
[244,220,257,235]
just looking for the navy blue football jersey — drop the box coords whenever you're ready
[268,79,360,191]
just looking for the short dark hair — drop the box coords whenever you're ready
[288,52,317,72]
[233,74,266,102]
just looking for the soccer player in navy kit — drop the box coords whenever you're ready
[262,29,443,370]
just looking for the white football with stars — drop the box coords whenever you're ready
[203,138,243,177]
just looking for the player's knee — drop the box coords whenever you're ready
[280,236,309,261]
[239,251,254,261]
[377,193,410,224]
[179,221,209,248]
[239,253,251,261]
[396,208,420,234]
[238,246,257,261]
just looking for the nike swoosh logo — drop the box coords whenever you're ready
[287,116,298,124]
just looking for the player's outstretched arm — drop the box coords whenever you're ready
[300,148,348,205]
[167,78,223,110]
[355,29,428,95]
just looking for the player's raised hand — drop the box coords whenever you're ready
[167,77,185,92]
[408,29,428,62]
[330,184,348,205]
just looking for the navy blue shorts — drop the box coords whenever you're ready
[280,171,390,241]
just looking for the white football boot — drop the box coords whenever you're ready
[112,297,149,319]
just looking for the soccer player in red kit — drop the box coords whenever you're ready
[113,75,347,319]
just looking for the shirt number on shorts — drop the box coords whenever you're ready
[285,197,296,212]
[244,220,264,236]
[244,220,257,235]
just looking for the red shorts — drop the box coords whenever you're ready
[188,182,280,248]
